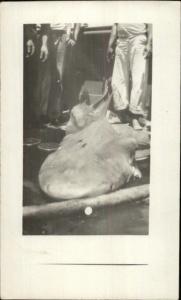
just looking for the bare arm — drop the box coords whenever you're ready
[25,25,36,57]
[108,24,117,49]
[143,24,152,59]
[67,23,81,46]
[107,24,117,62]
[147,24,152,46]
[73,23,81,42]
[40,24,50,62]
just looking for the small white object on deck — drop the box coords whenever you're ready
[84,206,93,216]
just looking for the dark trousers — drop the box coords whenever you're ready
[47,31,68,121]
[24,30,81,128]
[24,33,52,128]
[47,31,81,120]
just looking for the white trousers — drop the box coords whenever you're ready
[112,34,149,116]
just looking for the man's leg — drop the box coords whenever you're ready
[129,34,148,118]
[37,55,52,121]
[24,54,38,129]
[32,35,52,126]
[63,43,79,110]
[47,33,67,125]
[55,34,67,116]
[111,39,130,123]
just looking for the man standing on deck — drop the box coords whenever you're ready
[24,23,81,128]
[39,23,81,127]
[24,24,51,128]
[107,23,152,130]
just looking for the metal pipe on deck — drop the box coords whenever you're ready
[23,184,149,219]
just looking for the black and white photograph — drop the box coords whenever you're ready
[1,2,180,299]
[23,23,152,235]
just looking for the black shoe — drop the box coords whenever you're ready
[47,118,63,129]
[117,109,131,124]
[59,112,70,124]
[129,113,143,130]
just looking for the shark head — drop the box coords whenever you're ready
[66,79,112,134]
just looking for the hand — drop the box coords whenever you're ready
[143,42,152,59]
[67,38,76,47]
[40,44,48,62]
[107,47,114,63]
[26,39,35,57]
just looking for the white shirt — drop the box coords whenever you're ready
[50,23,73,35]
[117,23,146,37]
